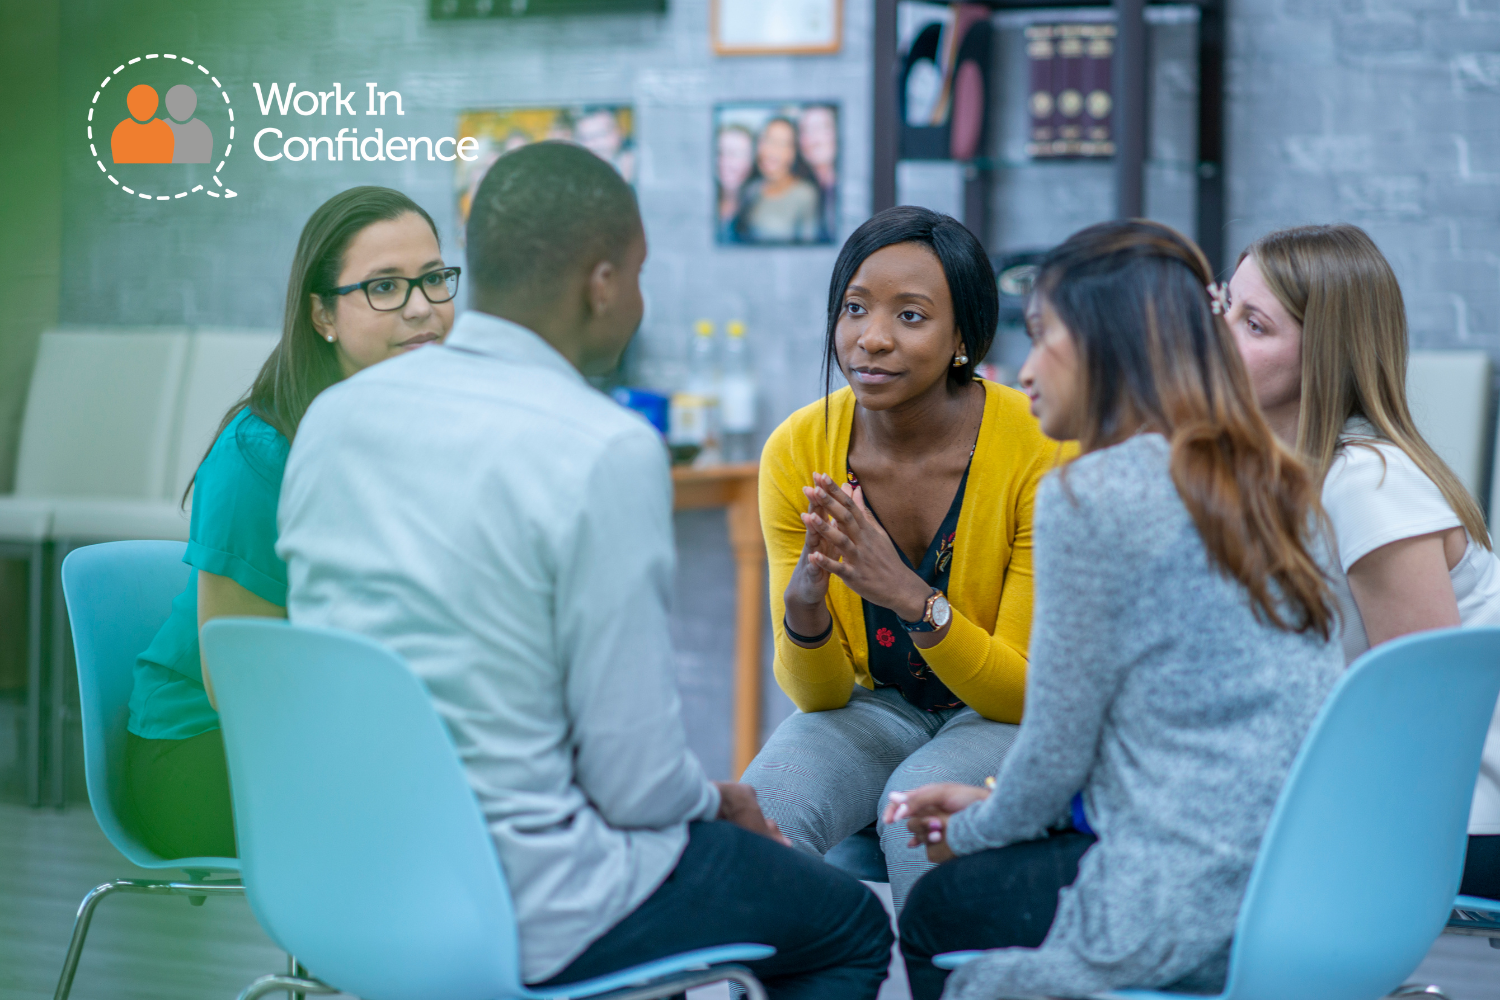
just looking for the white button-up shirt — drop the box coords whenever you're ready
[277,311,721,982]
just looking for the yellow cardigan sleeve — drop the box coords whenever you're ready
[759,384,1067,721]
[761,420,861,712]
[916,458,1043,723]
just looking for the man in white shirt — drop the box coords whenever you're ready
[277,142,892,996]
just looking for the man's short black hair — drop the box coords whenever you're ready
[466,141,641,297]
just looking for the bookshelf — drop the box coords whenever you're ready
[872,0,1226,274]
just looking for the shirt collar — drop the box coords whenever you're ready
[441,310,586,385]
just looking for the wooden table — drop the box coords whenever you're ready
[671,461,764,778]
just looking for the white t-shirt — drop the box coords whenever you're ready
[1322,418,1500,834]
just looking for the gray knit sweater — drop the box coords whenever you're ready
[942,434,1341,998]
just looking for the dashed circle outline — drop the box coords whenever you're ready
[88,52,238,201]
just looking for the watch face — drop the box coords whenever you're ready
[931,593,952,628]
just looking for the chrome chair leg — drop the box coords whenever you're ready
[717,966,768,1000]
[1390,986,1454,1000]
[53,877,244,1000]
[234,960,765,1000]
[580,964,768,1000]
[287,953,308,1000]
[235,974,338,1000]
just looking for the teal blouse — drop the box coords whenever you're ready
[127,409,290,740]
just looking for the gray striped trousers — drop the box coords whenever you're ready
[741,684,1020,910]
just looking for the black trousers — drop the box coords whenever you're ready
[124,729,237,859]
[898,830,1097,1000]
[1462,834,1500,899]
[537,820,893,1000]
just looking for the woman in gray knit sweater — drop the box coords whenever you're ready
[888,220,1344,1000]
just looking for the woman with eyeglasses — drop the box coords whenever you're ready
[123,186,458,859]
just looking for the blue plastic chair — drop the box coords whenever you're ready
[933,627,1500,1000]
[201,617,775,1000]
[56,541,245,1000]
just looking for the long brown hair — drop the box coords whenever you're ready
[182,186,439,504]
[1243,224,1491,549]
[1037,219,1333,637]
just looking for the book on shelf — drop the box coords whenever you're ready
[1027,22,1116,160]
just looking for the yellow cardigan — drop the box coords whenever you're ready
[760,380,1064,723]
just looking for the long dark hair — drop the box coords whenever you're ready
[1037,219,1332,637]
[822,205,997,403]
[182,186,439,504]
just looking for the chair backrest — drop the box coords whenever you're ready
[1407,349,1491,503]
[60,540,235,871]
[202,618,523,1000]
[1223,627,1500,1000]
[15,328,189,498]
[168,328,279,500]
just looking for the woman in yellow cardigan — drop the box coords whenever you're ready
[742,206,1061,907]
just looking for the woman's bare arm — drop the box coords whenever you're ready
[1346,528,1463,648]
[197,569,286,709]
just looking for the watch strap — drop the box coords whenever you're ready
[898,588,942,633]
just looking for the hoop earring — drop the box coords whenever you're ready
[952,353,968,367]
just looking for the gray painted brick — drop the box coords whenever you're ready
[1426,16,1500,50]
[1370,0,1456,13]
[1238,18,1341,60]
[1283,133,1377,172]
[1285,0,1370,20]
[1336,17,1424,56]
[1337,174,1427,215]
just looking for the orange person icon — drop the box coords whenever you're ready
[112,84,174,164]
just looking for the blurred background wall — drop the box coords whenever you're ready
[5,0,1500,777]
[0,0,61,699]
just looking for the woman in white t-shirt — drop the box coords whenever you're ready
[1225,222,1500,897]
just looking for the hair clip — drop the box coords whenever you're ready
[1207,282,1231,316]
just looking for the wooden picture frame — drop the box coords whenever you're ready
[711,0,843,56]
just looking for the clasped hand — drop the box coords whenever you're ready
[882,782,991,863]
[785,472,932,626]
[714,781,791,845]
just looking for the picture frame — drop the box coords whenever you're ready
[453,105,635,233]
[715,101,838,246]
[711,0,843,56]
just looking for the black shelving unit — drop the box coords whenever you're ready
[872,0,1225,274]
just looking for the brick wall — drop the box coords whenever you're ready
[1224,0,1500,354]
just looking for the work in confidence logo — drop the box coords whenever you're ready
[87,52,238,200]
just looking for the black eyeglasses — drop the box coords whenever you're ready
[326,267,462,312]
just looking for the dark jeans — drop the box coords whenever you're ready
[1462,834,1500,899]
[537,820,893,1000]
[124,729,237,860]
[898,830,1096,1000]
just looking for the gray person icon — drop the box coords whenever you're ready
[164,84,213,164]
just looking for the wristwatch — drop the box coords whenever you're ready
[899,588,951,633]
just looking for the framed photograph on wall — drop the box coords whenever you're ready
[711,0,842,56]
[715,102,838,246]
[454,105,635,230]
